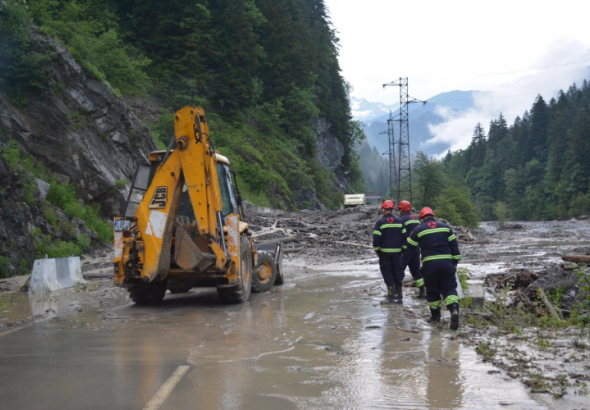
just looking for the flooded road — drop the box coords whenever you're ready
[0,259,551,410]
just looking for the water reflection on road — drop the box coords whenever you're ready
[0,262,549,410]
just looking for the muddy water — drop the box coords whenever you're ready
[0,260,549,410]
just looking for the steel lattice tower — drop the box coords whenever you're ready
[382,78,426,204]
[379,114,398,199]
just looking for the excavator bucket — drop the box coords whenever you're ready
[173,217,216,271]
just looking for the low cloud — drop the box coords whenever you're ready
[425,41,590,154]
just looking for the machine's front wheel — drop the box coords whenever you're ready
[251,251,277,293]
[217,234,252,304]
[128,279,168,304]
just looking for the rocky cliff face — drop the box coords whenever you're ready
[0,30,157,216]
[0,30,160,277]
[313,117,349,192]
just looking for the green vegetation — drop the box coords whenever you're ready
[457,269,469,290]
[1,141,112,255]
[493,202,508,227]
[0,256,10,278]
[29,0,151,97]
[408,152,479,227]
[475,340,497,361]
[31,228,90,258]
[0,0,49,108]
[577,267,590,310]
[1,0,363,209]
[546,286,565,308]
[445,80,590,220]
[46,183,112,242]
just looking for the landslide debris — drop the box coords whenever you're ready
[248,206,479,265]
[249,206,380,265]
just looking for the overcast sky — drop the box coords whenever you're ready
[324,0,590,151]
[325,0,590,103]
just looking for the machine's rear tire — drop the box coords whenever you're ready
[252,251,276,293]
[128,279,168,304]
[167,277,195,294]
[217,234,252,304]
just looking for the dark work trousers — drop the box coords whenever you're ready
[402,247,424,287]
[378,253,404,289]
[421,261,459,310]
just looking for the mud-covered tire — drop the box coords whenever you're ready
[167,277,194,294]
[128,279,168,304]
[274,252,284,285]
[252,251,277,293]
[217,234,252,304]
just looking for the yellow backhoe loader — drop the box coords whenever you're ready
[113,107,283,304]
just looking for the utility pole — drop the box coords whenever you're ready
[379,114,397,200]
[382,78,427,204]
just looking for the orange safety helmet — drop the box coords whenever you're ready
[381,200,395,210]
[419,207,435,219]
[398,200,412,212]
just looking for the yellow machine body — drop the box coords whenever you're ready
[113,107,251,294]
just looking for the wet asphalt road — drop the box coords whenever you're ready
[0,258,556,410]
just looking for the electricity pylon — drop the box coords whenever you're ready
[379,113,397,200]
[382,78,427,204]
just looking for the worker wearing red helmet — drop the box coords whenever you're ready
[406,207,462,330]
[398,200,426,299]
[373,200,407,303]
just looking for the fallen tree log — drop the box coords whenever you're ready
[256,236,300,244]
[283,247,305,254]
[562,255,590,264]
[537,288,563,320]
[499,224,524,230]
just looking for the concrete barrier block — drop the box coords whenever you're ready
[29,257,85,295]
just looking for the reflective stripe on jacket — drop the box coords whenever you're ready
[400,213,421,236]
[406,217,461,264]
[373,213,407,253]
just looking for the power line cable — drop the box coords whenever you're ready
[411,59,590,84]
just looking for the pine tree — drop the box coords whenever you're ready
[468,123,487,168]
[569,109,590,193]
[530,95,549,162]
[207,0,265,112]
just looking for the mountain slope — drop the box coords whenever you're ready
[358,90,484,157]
[350,97,398,123]
[0,0,359,277]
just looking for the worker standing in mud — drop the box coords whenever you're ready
[398,200,426,299]
[373,200,407,304]
[406,207,462,330]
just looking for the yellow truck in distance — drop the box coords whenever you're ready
[113,107,283,304]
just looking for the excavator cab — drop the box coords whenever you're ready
[113,107,283,304]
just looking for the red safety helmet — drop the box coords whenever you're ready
[381,200,395,210]
[419,207,435,219]
[398,200,412,212]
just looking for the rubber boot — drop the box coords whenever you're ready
[449,303,460,331]
[386,286,395,303]
[394,286,404,305]
[427,308,441,324]
[418,286,426,299]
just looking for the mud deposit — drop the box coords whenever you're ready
[0,210,589,409]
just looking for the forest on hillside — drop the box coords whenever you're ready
[0,0,364,210]
[368,79,590,227]
[437,79,590,222]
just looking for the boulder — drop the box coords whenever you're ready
[35,178,50,202]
